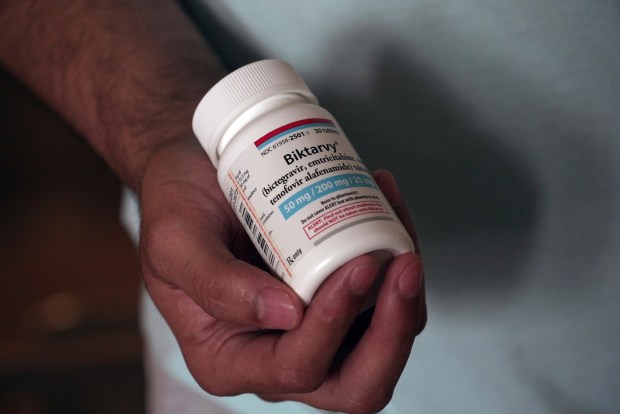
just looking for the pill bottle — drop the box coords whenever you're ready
[193,59,414,304]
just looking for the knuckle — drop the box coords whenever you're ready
[195,376,234,397]
[201,382,233,397]
[191,260,235,317]
[186,357,237,398]
[277,363,324,393]
[344,389,393,414]
[257,394,280,403]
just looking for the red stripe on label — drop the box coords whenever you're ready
[253,118,334,147]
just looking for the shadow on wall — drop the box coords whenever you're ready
[317,43,540,301]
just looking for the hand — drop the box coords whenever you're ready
[139,137,426,414]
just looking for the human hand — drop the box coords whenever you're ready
[139,137,426,414]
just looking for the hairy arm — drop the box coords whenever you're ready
[0,0,225,191]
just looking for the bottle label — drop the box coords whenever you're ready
[224,118,396,280]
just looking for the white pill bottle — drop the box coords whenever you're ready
[193,59,414,303]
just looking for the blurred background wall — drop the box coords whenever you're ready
[0,68,144,414]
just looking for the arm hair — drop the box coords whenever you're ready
[0,0,225,190]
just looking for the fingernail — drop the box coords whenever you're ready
[348,263,377,296]
[256,287,298,330]
[398,258,423,300]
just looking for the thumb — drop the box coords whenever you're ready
[141,215,303,330]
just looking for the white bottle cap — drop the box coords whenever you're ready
[192,59,317,167]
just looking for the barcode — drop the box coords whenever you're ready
[238,202,277,268]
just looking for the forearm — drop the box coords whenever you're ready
[0,0,225,191]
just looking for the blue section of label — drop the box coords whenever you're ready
[278,173,377,220]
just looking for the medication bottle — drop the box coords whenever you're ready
[193,59,414,303]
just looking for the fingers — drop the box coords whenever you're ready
[272,255,380,388]
[374,168,427,333]
[338,253,423,391]
[337,253,424,413]
[177,254,381,396]
[264,252,425,414]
